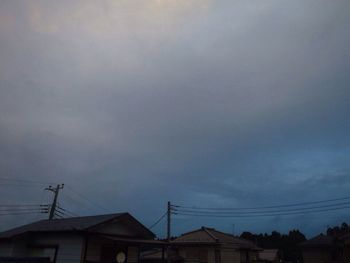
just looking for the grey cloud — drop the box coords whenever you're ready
[1,0,350,237]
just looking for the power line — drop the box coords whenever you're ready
[0,205,49,213]
[65,186,109,212]
[54,213,64,219]
[0,211,48,216]
[0,204,47,207]
[0,183,45,188]
[0,179,86,220]
[54,206,78,219]
[172,201,350,215]
[61,191,93,211]
[173,205,350,218]
[0,208,48,212]
[35,188,50,220]
[54,209,66,216]
[172,195,350,211]
[149,211,167,229]
[56,206,80,217]
[0,178,110,213]
[0,177,56,186]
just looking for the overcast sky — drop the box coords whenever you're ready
[0,0,350,238]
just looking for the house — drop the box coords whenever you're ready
[0,213,165,263]
[337,231,350,262]
[257,249,280,263]
[300,234,343,263]
[140,248,184,263]
[300,231,350,263]
[170,227,261,263]
[0,258,50,263]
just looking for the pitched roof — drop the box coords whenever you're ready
[172,227,260,250]
[0,213,154,239]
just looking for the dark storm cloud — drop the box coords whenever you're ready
[0,0,350,237]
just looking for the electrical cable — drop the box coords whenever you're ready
[172,195,350,211]
[149,211,167,229]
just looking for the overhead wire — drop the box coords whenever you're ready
[171,195,350,219]
[149,211,167,229]
[0,177,104,216]
[0,177,56,186]
[56,206,80,217]
[0,209,48,213]
[172,195,350,211]
[173,206,350,218]
[0,204,49,213]
[0,204,47,207]
[65,186,110,212]
[172,201,350,215]
[60,191,92,212]
[0,211,48,216]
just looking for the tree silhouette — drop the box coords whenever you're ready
[240,229,306,263]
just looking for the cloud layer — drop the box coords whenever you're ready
[1,0,350,237]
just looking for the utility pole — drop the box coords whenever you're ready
[167,201,171,241]
[167,201,171,263]
[45,184,64,220]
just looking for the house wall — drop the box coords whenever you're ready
[30,233,84,263]
[2,235,142,263]
[302,250,332,263]
[84,236,139,263]
[177,247,214,263]
[250,251,258,262]
[220,247,240,263]
[128,246,139,263]
[95,224,136,237]
[177,246,243,263]
[10,238,29,257]
[2,233,84,263]
[343,244,350,262]
[207,249,215,263]
[0,241,13,257]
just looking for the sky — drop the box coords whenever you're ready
[0,0,350,238]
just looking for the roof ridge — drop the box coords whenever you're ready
[53,212,128,221]
[210,228,236,238]
[208,228,257,246]
[179,228,205,237]
[202,227,219,242]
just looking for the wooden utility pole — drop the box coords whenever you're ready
[45,184,64,220]
[167,201,171,263]
[167,201,171,241]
